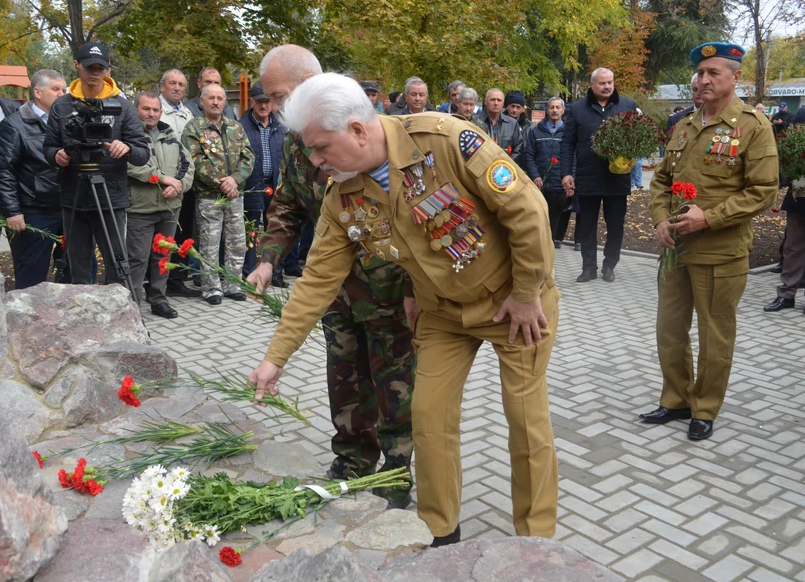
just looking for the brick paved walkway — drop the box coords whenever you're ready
[147,246,805,582]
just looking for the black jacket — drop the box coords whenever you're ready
[0,97,20,121]
[782,186,805,214]
[239,109,287,212]
[794,106,805,126]
[0,102,61,216]
[477,111,524,167]
[667,106,694,132]
[560,88,637,196]
[44,91,149,210]
[771,109,794,136]
[523,118,567,193]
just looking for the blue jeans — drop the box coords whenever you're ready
[631,159,644,187]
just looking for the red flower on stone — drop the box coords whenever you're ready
[118,375,142,407]
[86,479,104,496]
[32,451,44,468]
[219,546,242,567]
[178,239,195,258]
[58,469,71,488]
[149,175,160,184]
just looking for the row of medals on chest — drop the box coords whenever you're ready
[675,127,741,168]
[339,151,487,273]
[199,130,223,153]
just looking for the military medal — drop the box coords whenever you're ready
[704,155,713,165]
[677,132,687,146]
[339,194,352,223]
[390,246,399,259]
[367,206,380,219]
[348,225,363,241]
[354,196,367,221]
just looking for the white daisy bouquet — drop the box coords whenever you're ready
[122,465,220,551]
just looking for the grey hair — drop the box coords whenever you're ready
[200,84,225,98]
[448,80,465,93]
[726,59,741,73]
[259,45,322,82]
[485,88,504,100]
[547,96,565,108]
[134,90,160,107]
[29,69,64,100]
[405,77,427,94]
[690,73,698,86]
[160,69,186,85]
[591,67,614,82]
[458,87,478,102]
[197,67,220,81]
[281,72,378,134]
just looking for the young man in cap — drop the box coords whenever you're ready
[641,42,778,440]
[43,41,149,287]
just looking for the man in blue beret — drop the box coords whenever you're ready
[641,42,778,440]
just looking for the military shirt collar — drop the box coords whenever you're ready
[697,96,743,129]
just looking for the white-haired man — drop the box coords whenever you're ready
[247,45,416,510]
[249,72,559,547]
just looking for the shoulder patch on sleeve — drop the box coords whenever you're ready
[459,129,486,161]
[486,160,517,193]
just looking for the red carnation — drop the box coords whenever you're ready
[671,182,685,195]
[771,208,781,213]
[219,547,242,567]
[59,235,66,249]
[85,479,104,496]
[148,175,160,184]
[118,375,142,407]
[151,233,177,255]
[158,256,170,275]
[264,187,273,195]
[683,184,697,200]
[178,239,195,258]
[32,451,44,468]
[58,469,71,488]
[506,146,512,155]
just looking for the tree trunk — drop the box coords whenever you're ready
[752,0,766,99]
[67,0,84,55]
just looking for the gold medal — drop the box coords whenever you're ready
[434,215,445,228]
[704,155,713,165]
[368,206,379,219]
[440,235,453,247]
[339,211,351,223]
[430,239,442,251]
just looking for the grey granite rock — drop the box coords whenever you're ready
[150,540,232,582]
[6,283,148,388]
[275,520,346,556]
[33,519,156,582]
[319,492,387,525]
[76,341,177,388]
[380,537,624,582]
[0,379,50,442]
[344,509,432,551]
[247,546,384,582]
[84,478,132,521]
[61,366,125,428]
[252,442,321,479]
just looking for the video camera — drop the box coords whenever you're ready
[65,97,122,147]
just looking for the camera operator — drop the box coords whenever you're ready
[43,41,149,285]
[0,69,66,289]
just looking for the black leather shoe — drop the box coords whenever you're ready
[167,281,202,297]
[151,302,178,319]
[574,243,582,251]
[284,267,304,277]
[770,263,783,274]
[192,274,202,287]
[205,295,222,305]
[271,274,289,288]
[639,406,692,424]
[225,292,247,301]
[431,524,461,548]
[764,297,794,312]
[602,267,616,282]
[688,419,714,440]
[577,268,597,282]
[554,240,562,249]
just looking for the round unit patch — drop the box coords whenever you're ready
[486,160,517,193]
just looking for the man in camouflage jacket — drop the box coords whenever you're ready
[248,45,414,507]
[182,84,254,303]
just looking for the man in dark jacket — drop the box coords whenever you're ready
[763,186,805,313]
[44,42,150,286]
[667,74,702,133]
[524,97,572,247]
[185,67,236,120]
[560,67,637,283]
[771,101,793,136]
[504,90,533,140]
[239,81,288,278]
[478,88,524,167]
[0,69,67,288]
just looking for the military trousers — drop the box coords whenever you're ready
[411,286,559,537]
[196,196,247,298]
[322,301,415,491]
[657,260,748,420]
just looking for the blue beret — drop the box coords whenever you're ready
[689,42,745,66]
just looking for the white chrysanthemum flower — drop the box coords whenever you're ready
[167,479,190,500]
[170,467,189,481]
[185,527,202,540]
[144,465,166,478]
[152,475,171,492]
[157,517,176,534]
[202,524,221,547]
[148,494,169,514]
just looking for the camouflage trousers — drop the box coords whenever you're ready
[196,196,247,298]
[323,305,415,497]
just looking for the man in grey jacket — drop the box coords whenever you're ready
[185,67,236,120]
[477,88,523,167]
[127,91,194,318]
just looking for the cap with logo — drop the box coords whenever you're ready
[75,42,111,69]
[360,80,380,93]
[779,101,788,109]
[689,42,745,66]
[249,81,269,100]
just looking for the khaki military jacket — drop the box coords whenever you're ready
[266,113,555,366]
[650,97,778,267]
[181,115,255,199]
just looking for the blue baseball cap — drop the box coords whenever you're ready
[690,42,745,66]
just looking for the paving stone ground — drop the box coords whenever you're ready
[146,245,805,582]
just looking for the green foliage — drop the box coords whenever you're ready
[777,125,805,181]
[591,111,666,160]
[742,34,805,86]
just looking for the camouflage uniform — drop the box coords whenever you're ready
[259,133,414,497]
[182,115,255,298]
